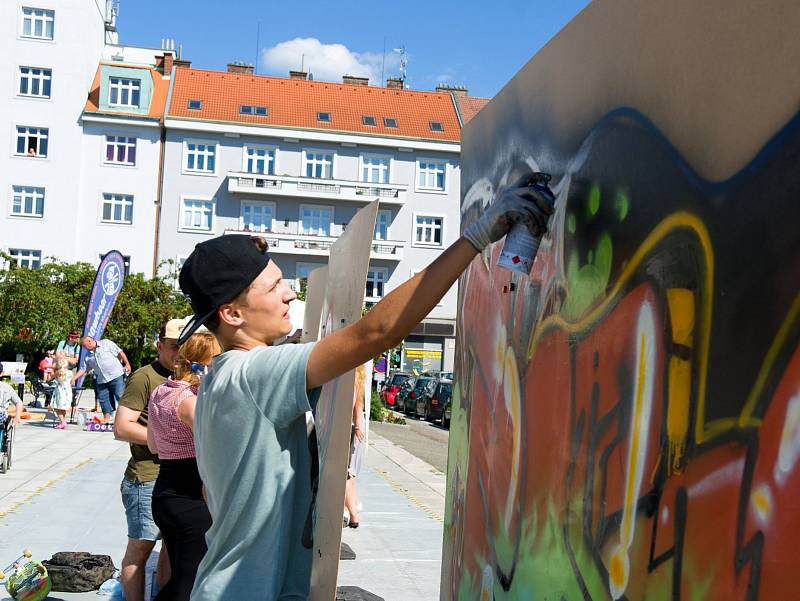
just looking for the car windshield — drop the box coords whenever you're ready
[391,374,410,387]
[414,378,433,392]
[438,383,452,399]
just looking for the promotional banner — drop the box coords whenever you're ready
[75,251,126,386]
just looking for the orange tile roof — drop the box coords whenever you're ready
[84,63,169,119]
[168,68,462,143]
[457,95,490,125]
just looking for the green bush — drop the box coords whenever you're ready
[369,390,385,421]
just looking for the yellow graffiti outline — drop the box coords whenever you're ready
[739,292,800,427]
[525,212,732,444]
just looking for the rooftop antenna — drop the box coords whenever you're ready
[254,22,261,75]
[392,45,407,82]
[301,53,305,73]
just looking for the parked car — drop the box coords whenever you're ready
[381,371,413,408]
[406,375,438,416]
[416,378,452,424]
[394,376,417,413]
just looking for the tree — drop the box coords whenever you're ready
[0,255,189,370]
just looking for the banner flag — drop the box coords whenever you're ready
[75,251,126,387]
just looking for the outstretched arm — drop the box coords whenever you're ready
[306,180,554,390]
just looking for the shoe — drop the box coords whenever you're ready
[53,422,66,430]
[347,521,359,529]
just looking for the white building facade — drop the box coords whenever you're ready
[158,69,463,371]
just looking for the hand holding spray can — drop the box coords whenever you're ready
[497,172,556,274]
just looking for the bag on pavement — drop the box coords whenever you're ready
[42,552,116,592]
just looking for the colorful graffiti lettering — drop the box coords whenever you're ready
[443,106,800,600]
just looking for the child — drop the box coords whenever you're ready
[50,352,72,429]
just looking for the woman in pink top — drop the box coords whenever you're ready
[147,332,220,601]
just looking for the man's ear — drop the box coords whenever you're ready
[218,303,244,327]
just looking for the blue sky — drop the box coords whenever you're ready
[117,1,590,98]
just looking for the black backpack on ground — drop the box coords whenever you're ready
[42,552,116,592]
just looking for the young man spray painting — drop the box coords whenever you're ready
[178,182,553,599]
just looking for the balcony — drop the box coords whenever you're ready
[227,172,407,205]
[223,229,404,262]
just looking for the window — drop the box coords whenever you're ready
[414,215,444,246]
[361,155,390,184]
[317,112,331,122]
[184,141,216,174]
[187,99,202,110]
[374,210,391,240]
[104,136,136,165]
[240,105,268,116]
[181,198,214,231]
[99,254,131,276]
[294,262,324,293]
[366,268,388,299]
[9,248,42,269]
[303,151,333,179]
[101,193,133,224]
[417,160,446,191]
[429,121,444,132]
[362,115,376,126]
[21,7,54,40]
[11,185,45,218]
[243,146,275,175]
[108,77,141,108]
[15,126,48,157]
[383,117,398,128]
[18,67,52,98]
[300,205,333,236]
[240,202,275,233]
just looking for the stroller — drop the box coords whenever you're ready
[30,376,54,409]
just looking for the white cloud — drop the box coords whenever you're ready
[261,38,398,85]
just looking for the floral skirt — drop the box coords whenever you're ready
[51,382,72,410]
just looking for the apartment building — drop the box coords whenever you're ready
[159,68,473,371]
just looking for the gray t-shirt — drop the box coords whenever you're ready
[192,342,318,601]
[84,339,124,384]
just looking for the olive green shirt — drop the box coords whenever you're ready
[119,361,172,482]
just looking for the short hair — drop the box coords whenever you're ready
[174,332,221,387]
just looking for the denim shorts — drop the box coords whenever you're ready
[120,477,160,541]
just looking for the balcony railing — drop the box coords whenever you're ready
[223,229,404,261]
[227,172,407,204]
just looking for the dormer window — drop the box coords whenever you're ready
[241,105,268,116]
[187,99,202,110]
[108,77,141,108]
[383,117,398,128]
[362,115,376,126]
[429,121,444,132]
[317,112,331,123]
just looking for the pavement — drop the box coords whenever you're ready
[0,391,447,601]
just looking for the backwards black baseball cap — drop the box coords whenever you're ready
[178,235,270,345]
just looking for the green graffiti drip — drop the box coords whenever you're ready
[615,190,630,221]
[588,185,601,217]
[567,213,577,234]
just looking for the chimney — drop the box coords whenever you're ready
[436,83,468,96]
[386,77,404,90]
[173,58,191,69]
[162,52,174,74]
[342,74,369,86]
[289,70,308,80]
[227,62,254,75]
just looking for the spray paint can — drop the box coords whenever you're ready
[497,172,556,275]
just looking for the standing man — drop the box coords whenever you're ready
[72,336,131,422]
[177,181,552,598]
[114,319,183,601]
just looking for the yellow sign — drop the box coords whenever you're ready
[405,349,442,359]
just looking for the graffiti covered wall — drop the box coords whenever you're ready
[442,1,800,600]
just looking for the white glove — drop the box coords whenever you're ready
[463,181,555,251]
